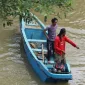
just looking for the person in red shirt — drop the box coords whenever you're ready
[54,28,79,64]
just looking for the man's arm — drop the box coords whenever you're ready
[43,28,49,39]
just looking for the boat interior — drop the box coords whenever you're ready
[24,27,69,73]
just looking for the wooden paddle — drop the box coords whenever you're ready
[42,44,45,63]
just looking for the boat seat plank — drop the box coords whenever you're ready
[27,23,39,26]
[45,64,54,69]
[28,39,46,42]
[32,48,47,52]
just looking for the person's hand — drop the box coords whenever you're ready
[76,46,79,49]
[47,36,49,39]
[62,50,65,54]
[62,50,65,57]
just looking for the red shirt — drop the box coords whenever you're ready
[54,36,77,56]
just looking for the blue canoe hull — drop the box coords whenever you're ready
[23,39,72,82]
[21,15,72,82]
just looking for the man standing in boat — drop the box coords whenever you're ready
[44,18,58,63]
[54,28,79,64]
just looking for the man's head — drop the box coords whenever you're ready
[59,28,66,37]
[51,18,58,26]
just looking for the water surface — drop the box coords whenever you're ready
[0,0,85,85]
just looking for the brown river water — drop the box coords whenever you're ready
[0,0,85,85]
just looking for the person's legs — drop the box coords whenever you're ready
[61,55,66,71]
[47,40,51,61]
[55,54,65,71]
[61,54,66,64]
[52,41,55,59]
[54,53,62,70]
[55,53,62,63]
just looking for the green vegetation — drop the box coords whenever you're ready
[0,0,73,26]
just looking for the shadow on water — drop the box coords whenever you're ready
[20,37,70,85]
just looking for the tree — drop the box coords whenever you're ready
[0,0,73,26]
